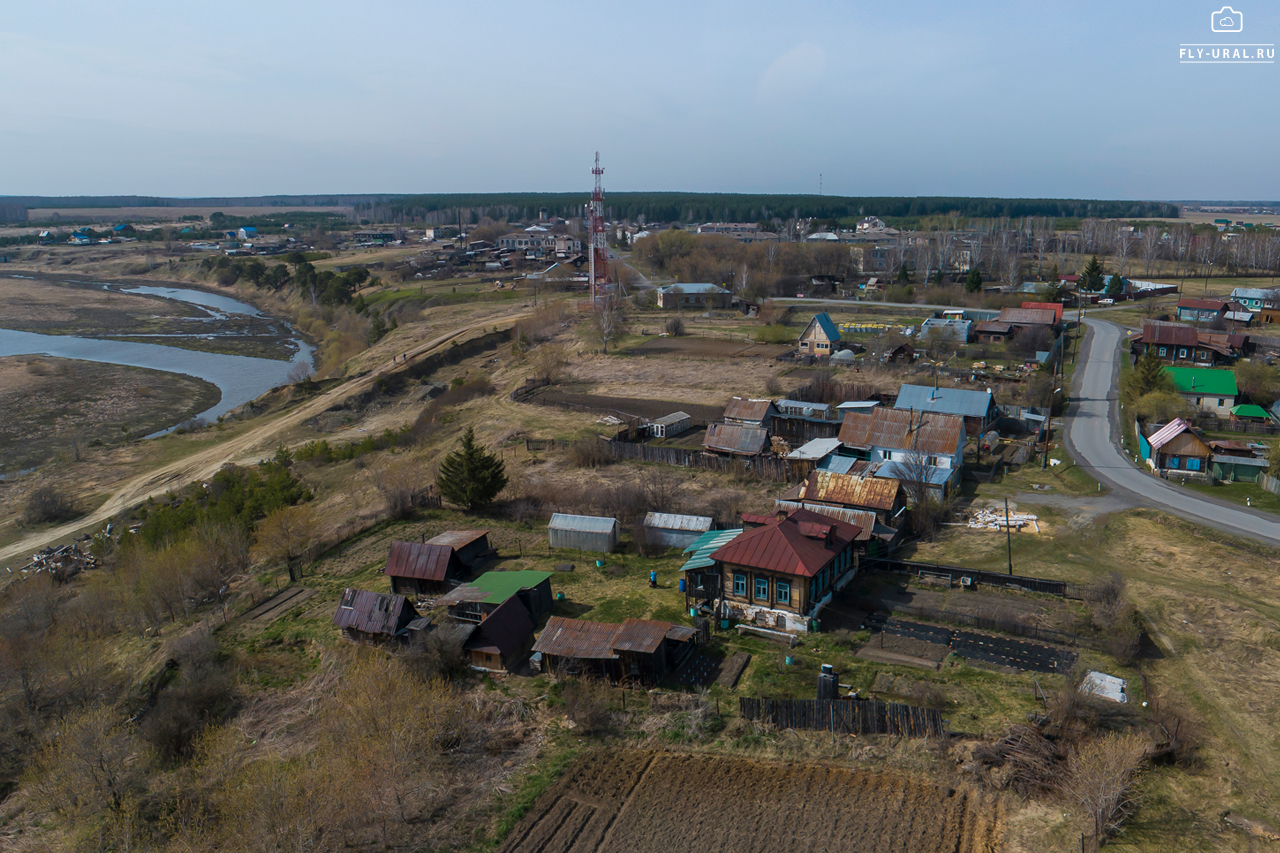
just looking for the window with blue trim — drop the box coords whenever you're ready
[733,573,746,596]
[776,582,790,605]
[754,578,769,600]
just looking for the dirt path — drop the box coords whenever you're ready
[0,310,530,566]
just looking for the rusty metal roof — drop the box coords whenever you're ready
[533,616,621,659]
[796,469,900,512]
[703,423,769,456]
[384,540,456,582]
[774,500,877,541]
[1140,323,1198,347]
[837,407,964,457]
[711,507,861,578]
[464,596,534,657]
[614,619,671,654]
[425,529,489,550]
[665,624,697,642]
[997,307,1057,326]
[332,588,416,636]
[723,397,775,423]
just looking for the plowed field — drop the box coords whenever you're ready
[499,750,1005,853]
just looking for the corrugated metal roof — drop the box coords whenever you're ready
[1147,418,1192,451]
[547,513,619,533]
[1231,404,1271,419]
[332,588,416,636]
[657,282,729,294]
[651,411,691,426]
[710,508,860,578]
[819,455,875,476]
[1212,454,1268,466]
[796,469,900,512]
[723,397,774,423]
[874,460,953,486]
[703,423,769,456]
[836,401,880,411]
[777,399,832,412]
[774,500,878,541]
[613,618,670,653]
[437,571,552,607]
[837,407,965,457]
[425,529,489,550]
[997,307,1057,326]
[803,312,841,342]
[894,385,993,420]
[974,321,1013,334]
[384,541,456,582]
[1141,323,1198,346]
[644,512,713,533]
[786,437,843,460]
[532,616,621,659]
[666,624,697,642]
[679,529,745,571]
[1177,297,1230,311]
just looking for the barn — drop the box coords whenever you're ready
[462,596,536,673]
[548,514,619,553]
[383,540,464,597]
[533,616,698,685]
[332,588,426,644]
[434,570,554,624]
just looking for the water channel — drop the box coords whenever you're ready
[0,279,314,427]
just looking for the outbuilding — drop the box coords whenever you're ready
[383,540,466,597]
[548,513,619,553]
[533,616,698,684]
[649,411,692,438]
[434,570,554,624]
[462,596,536,673]
[332,588,424,644]
[643,512,714,550]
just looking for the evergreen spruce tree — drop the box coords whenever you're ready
[1081,255,1105,292]
[436,427,508,510]
[1120,351,1175,404]
[964,266,983,293]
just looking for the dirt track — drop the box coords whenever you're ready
[0,310,530,566]
[500,750,1005,853]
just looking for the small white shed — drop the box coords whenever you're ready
[548,513,619,554]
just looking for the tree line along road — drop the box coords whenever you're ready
[1063,317,1280,548]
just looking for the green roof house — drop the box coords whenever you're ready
[1164,367,1238,417]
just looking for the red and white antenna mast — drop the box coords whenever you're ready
[588,151,609,301]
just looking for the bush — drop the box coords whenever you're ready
[560,679,613,735]
[664,316,686,336]
[754,323,792,344]
[400,628,471,680]
[23,486,78,525]
[566,436,613,468]
[765,375,783,395]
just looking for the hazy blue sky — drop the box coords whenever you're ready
[2,1,1276,199]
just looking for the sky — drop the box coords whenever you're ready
[1,0,1278,200]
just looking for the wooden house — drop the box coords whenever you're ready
[434,570,554,624]
[702,423,769,457]
[1129,323,1243,366]
[789,469,905,526]
[797,312,843,357]
[711,507,863,633]
[1141,418,1212,477]
[894,384,998,436]
[424,530,494,567]
[462,597,536,673]
[995,306,1059,333]
[973,321,1015,343]
[836,407,966,472]
[532,617,698,685]
[722,396,776,428]
[332,588,425,644]
[383,540,465,597]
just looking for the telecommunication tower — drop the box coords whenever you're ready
[588,152,610,300]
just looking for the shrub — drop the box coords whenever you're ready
[566,436,613,468]
[24,486,78,525]
[765,375,783,395]
[400,629,470,681]
[560,679,613,735]
[664,316,686,336]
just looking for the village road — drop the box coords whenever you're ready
[1063,318,1280,547]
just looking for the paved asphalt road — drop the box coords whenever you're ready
[1063,318,1280,547]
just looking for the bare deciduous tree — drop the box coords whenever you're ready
[587,290,628,354]
[1058,732,1149,848]
[254,504,321,582]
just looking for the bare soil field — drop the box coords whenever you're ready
[528,388,725,422]
[626,336,791,359]
[499,749,1005,853]
[0,356,219,473]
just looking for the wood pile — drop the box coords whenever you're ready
[967,508,1040,532]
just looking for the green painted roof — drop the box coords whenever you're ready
[467,571,553,604]
[1230,404,1271,419]
[1164,367,1238,397]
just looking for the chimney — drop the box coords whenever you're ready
[775,509,789,523]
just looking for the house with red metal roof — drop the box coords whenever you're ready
[711,507,863,633]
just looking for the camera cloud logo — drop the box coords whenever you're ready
[1211,6,1244,32]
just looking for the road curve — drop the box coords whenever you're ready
[1063,318,1280,547]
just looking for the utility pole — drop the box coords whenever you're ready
[1005,498,1013,575]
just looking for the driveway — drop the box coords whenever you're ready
[1062,318,1280,547]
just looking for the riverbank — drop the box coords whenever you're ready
[0,355,220,473]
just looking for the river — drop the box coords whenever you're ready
[0,280,314,425]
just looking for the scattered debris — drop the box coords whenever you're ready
[966,508,1040,533]
[10,542,98,583]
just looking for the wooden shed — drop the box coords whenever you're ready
[532,616,698,685]
[434,570,554,624]
[332,588,425,645]
[463,596,536,673]
[383,540,464,597]
[548,513,619,554]
[642,512,714,550]
[423,530,494,567]
[649,411,692,438]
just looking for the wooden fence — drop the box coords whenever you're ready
[1261,472,1280,496]
[607,439,816,482]
[867,557,1081,598]
[1188,415,1280,436]
[739,697,946,738]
